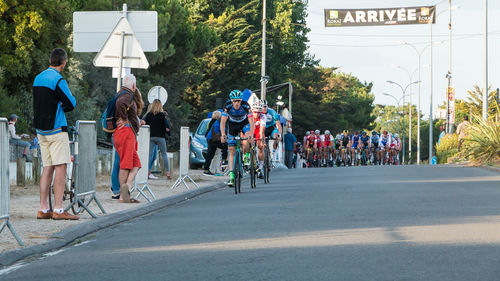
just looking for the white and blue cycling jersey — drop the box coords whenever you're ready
[264,108,279,128]
[379,135,391,148]
[351,135,360,148]
[222,100,251,123]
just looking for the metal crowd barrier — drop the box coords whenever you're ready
[0,118,24,246]
[66,121,106,218]
[172,126,199,190]
[131,125,156,202]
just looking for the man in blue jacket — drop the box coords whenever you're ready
[203,111,228,175]
[33,48,78,220]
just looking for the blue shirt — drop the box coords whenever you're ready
[284,133,297,151]
[33,68,76,135]
[264,108,279,128]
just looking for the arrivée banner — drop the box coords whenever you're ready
[324,6,436,27]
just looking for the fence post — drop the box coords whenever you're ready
[0,118,24,246]
[16,157,25,187]
[172,127,199,190]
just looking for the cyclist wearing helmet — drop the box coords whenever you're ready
[321,130,333,166]
[252,100,267,178]
[350,131,361,166]
[220,90,255,186]
[305,130,317,166]
[370,131,380,164]
[262,100,282,150]
[360,131,370,164]
[392,133,401,165]
[378,131,391,165]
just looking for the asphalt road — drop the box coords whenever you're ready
[3,165,500,281]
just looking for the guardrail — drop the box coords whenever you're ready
[131,125,156,202]
[0,118,24,246]
[66,121,106,218]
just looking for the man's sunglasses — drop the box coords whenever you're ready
[232,99,242,103]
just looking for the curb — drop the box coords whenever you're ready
[0,181,227,267]
[479,165,500,173]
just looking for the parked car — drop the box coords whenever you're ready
[189,118,210,168]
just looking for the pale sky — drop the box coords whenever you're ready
[306,0,500,118]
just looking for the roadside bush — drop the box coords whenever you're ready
[463,115,500,165]
[436,133,458,164]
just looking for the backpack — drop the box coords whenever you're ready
[101,91,133,134]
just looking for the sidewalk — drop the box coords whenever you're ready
[0,169,227,254]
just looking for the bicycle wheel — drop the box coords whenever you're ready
[263,147,270,184]
[250,149,256,189]
[234,151,240,194]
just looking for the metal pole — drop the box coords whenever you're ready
[447,0,453,133]
[417,54,421,165]
[116,3,128,92]
[261,0,267,101]
[408,87,412,164]
[289,82,293,117]
[402,90,406,165]
[483,0,488,120]
[429,18,434,163]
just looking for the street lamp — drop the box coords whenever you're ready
[261,0,267,101]
[387,81,420,164]
[391,64,430,164]
[430,6,459,161]
[399,40,443,165]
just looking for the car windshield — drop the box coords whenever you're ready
[196,119,210,136]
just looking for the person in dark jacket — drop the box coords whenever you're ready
[203,111,228,175]
[143,99,171,180]
[33,48,78,220]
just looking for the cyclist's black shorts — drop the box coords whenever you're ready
[264,125,276,138]
[335,143,341,150]
[363,142,369,148]
[228,119,249,138]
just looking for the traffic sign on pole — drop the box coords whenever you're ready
[73,11,157,52]
[93,17,149,69]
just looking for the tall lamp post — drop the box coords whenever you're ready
[391,64,430,163]
[387,81,420,164]
[483,0,489,120]
[260,0,268,101]
[430,6,459,161]
[399,41,443,164]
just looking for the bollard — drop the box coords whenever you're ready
[16,157,25,187]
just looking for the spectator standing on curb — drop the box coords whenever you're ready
[8,114,30,159]
[203,111,228,175]
[456,115,470,152]
[284,127,297,169]
[33,48,78,220]
[143,99,171,180]
[113,74,144,203]
[437,126,445,145]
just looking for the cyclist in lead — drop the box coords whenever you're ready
[350,131,361,166]
[252,99,267,178]
[220,90,255,187]
[321,130,334,166]
[360,131,370,164]
[378,131,392,165]
[370,131,380,164]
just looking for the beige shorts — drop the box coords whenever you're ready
[38,132,71,167]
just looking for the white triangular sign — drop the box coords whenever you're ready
[93,17,149,69]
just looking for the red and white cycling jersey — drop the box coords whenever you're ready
[306,134,317,148]
[253,112,267,140]
[392,138,401,149]
[320,134,333,147]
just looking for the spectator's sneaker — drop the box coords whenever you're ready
[149,174,159,180]
[52,211,79,220]
[203,170,214,176]
[37,210,52,220]
[111,194,120,200]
